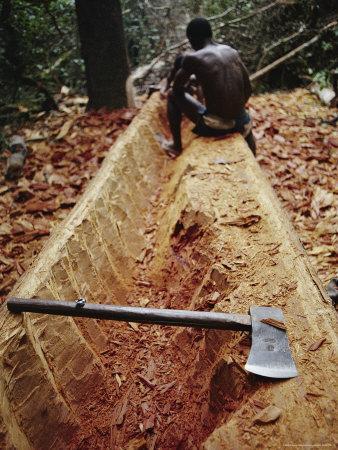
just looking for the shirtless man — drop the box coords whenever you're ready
[163,17,256,157]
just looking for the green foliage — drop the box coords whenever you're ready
[0,0,336,120]
[122,0,337,91]
[0,0,83,111]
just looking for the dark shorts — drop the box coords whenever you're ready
[192,108,252,138]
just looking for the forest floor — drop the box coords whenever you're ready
[0,88,337,302]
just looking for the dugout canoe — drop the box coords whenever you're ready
[0,94,337,449]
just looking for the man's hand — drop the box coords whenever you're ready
[160,85,168,99]
[159,79,169,99]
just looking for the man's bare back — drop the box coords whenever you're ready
[163,18,255,157]
[181,44,251,119]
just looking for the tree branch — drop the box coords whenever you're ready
[256,25,306,71]
[250,21,337,82]
[218,0,280,28]
[208,6,235,21]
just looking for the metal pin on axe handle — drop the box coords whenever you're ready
[6,297,298,379]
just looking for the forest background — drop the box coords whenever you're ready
[0,0,337,126]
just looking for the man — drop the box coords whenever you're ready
[162,17,256,157]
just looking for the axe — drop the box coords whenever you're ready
[7,297,298,379]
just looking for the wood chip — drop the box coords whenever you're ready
[139,298,150,307]
[253,405,282,424]
[136,280,152,287]
[158,380,176,394]
[137,374,155,388]
[115,373,122,387]
[143,414,155,431]
[128,322,139,332]
[308,337,326,351]
[111,390,130,425]
[251,399,267,409]
[223,214,261,228]
[260,317,286,330]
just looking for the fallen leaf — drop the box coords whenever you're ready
[55,119,74,140]
[0,223,11,235]
[273,134,286,144]
[0,186,10,195]
[26,199,59,213]
[260,317,286,330]
[13,230,50,244]
[308,338,326,351]
[253,129,264,140]
[327,136,338,147]
[26,132,46,141]
[253,405,282,424]
[311,187,334,214]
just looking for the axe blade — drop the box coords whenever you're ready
[245,306,298,379]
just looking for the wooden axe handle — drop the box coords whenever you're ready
[7,297,251,331]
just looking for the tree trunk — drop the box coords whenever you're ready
[75,0,129,110]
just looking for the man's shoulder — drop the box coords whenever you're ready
[181,52,199,70]
[216,44,239,57]
[194,44,239,60]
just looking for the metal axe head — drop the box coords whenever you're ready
[245,306,298,379]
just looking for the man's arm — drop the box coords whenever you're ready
[172,55,194,94]
[162,55,184,93]
[237,55,252,102]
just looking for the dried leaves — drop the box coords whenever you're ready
[251,88,337,284]
[0,98,137,298]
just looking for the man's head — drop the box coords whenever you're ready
[186,17,213,50]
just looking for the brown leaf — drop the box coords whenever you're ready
[0,186,10,195]
[308,338,326,351]
[0,223,12,236]
[273,134,286,144]
[253,405,282,424]
[327,136,338,147]
[26,199,59,213]
[55,119,74,140]
[260,318,286,331]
